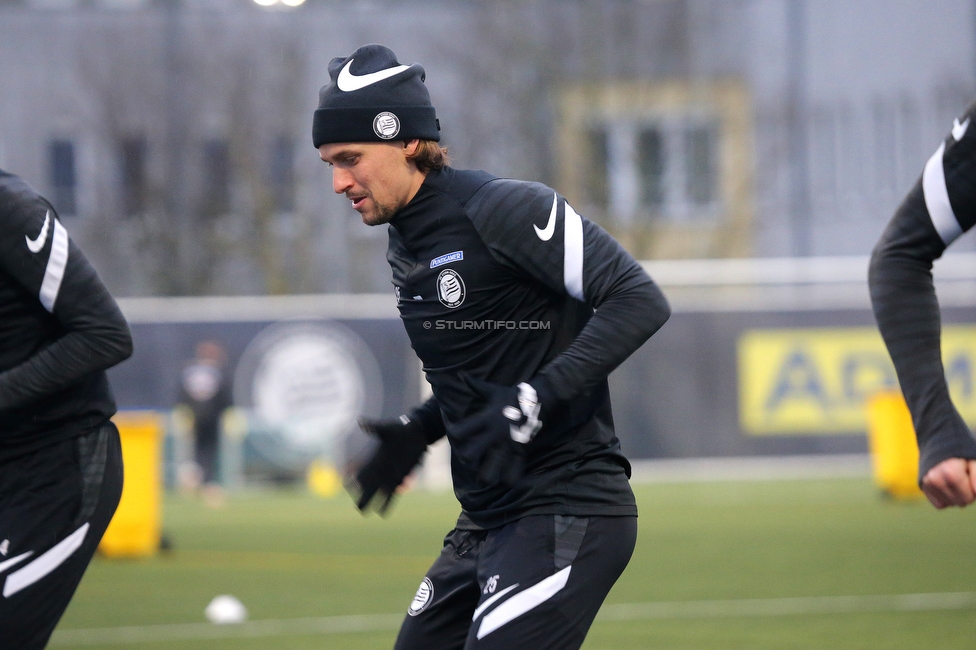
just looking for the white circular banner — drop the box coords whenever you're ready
[234,322,382,469]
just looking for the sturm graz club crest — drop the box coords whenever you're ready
[408,577,434,616]
[373,111,400,139]
[437,269,465,308]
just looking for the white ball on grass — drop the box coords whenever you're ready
[205,595,248,624]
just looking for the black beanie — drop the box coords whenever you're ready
[312,44,440,148]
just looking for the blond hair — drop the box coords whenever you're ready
[408,139,450,173]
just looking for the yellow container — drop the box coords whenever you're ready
[307,458,342,498]
[865,392,924,500]
[99,411,164,557]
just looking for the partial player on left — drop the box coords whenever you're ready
[0,168,132,649]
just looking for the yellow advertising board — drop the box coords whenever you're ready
[738,326,976,435]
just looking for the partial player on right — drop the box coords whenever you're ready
[869,101,976,509]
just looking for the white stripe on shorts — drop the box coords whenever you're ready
[3,523,89,598]
[476,566,572,640]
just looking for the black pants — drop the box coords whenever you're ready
[395,514,637,650]
[0,422,124,649]
[194,427,219,484]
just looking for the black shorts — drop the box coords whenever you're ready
[395,514,637,650]
[0,422,124,650]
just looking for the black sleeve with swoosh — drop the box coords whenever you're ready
[0,171,132,433]
[466,179,671,403]
[868,101,976,480]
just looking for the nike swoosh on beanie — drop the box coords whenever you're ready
[312,43,441,148]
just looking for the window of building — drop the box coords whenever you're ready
[685,123,718,207]
[270,136,295,213]
[583,128,609,208]
[49,139,77,216]
[202,139,231,215]
[637,127,666,209]
[119,136,148,216]
[558,80,751,259]
[585,118,720,222]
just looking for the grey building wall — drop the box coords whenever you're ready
[748,0,976,256]
[0,0,974,297]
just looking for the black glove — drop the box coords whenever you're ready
[454,373,546,488]
[347,415,428,515]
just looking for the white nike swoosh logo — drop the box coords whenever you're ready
[0,551,33,574]
[26,210,51,253]
[953,117,971,141]
[336,59,411,92]
[533,194,558,241]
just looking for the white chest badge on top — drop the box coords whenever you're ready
[437,269,465,308]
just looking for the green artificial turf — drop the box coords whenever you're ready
[51,478,976,649]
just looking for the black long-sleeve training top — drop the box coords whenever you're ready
[388,166,671,529]
[869,101,976,480]
[0,169,132,461]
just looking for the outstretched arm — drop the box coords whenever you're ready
[868,102,976,508]
[468,181,671,404]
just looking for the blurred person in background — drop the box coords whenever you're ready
[869,102,976,509]
[314,44,671,649]
[176,340,232,508]
[0,168,132,648]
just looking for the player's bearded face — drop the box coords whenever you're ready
[319,141,422,226]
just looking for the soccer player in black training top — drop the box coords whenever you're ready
[0,169,132,648]
[870,103,976,509]
[313,44,671,649]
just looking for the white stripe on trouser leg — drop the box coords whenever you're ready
[475,566,571,640]
[2,522,89,598]
[563,203,584,301]
[922,141,963,245]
